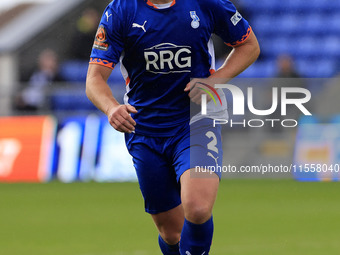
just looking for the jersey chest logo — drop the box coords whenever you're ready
[144,43,191,74]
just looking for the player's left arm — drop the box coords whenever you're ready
[186,29,260,103]
[211,29,260,81]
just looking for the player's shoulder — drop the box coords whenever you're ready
[107,0,137,15]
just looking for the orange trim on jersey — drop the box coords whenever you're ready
[225,26,252,47]
[145,0,176,9]
[146,0,158,9]
[89,58,115,69]
[125,77,131,86]
[209,69,216,75]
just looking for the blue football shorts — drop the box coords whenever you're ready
[125,118,223,214]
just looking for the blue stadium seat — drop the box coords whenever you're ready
[296,59,337,78]
[278,14,302,35]
[327,13,340,34]
[238,60,276,78]
[60,60,125,84]
[303,14,327,35]
[59,61,88,82]
[238,0,267,12]
[294,37,320,58]
[241,0,286,13]
[251,15,279,36]
[253,14,305,37]
[260,37,292,58]
[283,0,311,13]
[239,0,340,78]
[306,0,336,12]
[50,89,98,111]
[323,36,340,58]
[331,1,340,11]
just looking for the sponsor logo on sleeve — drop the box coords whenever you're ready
[93,25,109,51]
[230,11,242,26]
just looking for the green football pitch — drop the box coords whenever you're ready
[0,179,339,255]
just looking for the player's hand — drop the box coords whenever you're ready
[107,104,138,133]
[184,78,213,105]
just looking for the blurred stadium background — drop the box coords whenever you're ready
[0,0,339,254]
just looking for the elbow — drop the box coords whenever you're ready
[85,86,90,100]
[85,85,93,103]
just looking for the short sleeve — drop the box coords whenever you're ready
[213,0,251,47]
[89,5,124,69]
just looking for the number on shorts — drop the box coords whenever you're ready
[205,131,218,154]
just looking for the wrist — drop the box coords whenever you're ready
[105,102,120,116]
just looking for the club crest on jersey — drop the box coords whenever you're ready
[190,11,200,29]
[144,43,191,74]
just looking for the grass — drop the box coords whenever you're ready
[0,179,339,255]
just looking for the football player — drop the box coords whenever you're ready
[86,0,260,254]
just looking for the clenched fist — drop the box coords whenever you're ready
[107,104,138,133]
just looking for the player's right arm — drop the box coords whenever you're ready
[86,64,137,133]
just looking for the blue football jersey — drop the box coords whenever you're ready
[90,0,251,136]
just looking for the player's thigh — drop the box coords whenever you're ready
[176,119,222,223]
[180,169,219,223]
[125,133,181,214]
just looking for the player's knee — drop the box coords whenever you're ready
[159,230,181,245]
[183,201,212,224]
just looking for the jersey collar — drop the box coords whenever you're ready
[145,0,176,9]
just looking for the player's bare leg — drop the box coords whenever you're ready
[152,204,184,244]
[179,168,220,254]
[152,204,184,254]
[181,169,219,223]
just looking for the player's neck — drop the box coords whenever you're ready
[149,0,173,4]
